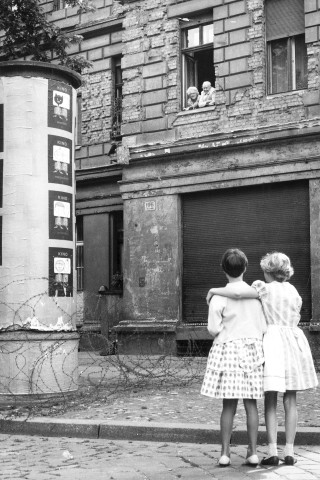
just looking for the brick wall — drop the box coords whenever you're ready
[33,1,320,161]
[41,1,125,168]
[5,2,320,161]
[23,1,320,161]
[214,0,253,105]
[119,0,320,147]
[305,0,320,43]
[119,0,180,148]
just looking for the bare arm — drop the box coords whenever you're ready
[207,296,224,338]
[206,283,258,305]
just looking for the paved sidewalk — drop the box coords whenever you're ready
[1,434,320,480]
[0,352,319,445]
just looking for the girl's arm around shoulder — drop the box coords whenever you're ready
[206,282,258,305]
[251,280,268,299]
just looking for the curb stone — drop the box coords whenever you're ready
[1,418,320,445]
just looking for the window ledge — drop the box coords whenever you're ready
[266,89,307,99]
[309,323,320,332]
[100,290,123,296]
[177,105,217,117]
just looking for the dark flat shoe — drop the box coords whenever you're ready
[284,456,297,465]
[261,456,279,466]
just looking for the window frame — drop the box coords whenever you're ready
[180,16,214,109]
[53,0,67,11]
[109,211,123,291]
[75,93,82,147]
[267,34,307,95]
[111,56,123,141]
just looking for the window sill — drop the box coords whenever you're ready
[266,89,306,99]
[101,290,123,296]
[177,105,217,117]
[309,323,320,332]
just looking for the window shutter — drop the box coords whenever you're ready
[266,0,305,41]
[182,181,311,324]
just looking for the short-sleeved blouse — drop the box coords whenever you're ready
[252,280,301,327]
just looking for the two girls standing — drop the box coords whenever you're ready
[202,249,318,466]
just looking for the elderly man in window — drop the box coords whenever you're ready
[199,81,215,108]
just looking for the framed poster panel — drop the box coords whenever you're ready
[0,216,2,266]
[48,135,72,186]
[48,80,73,132]
[0,159,2,209]
[48,247,73,297]
[49,191,73,241]
[0,104,3,152]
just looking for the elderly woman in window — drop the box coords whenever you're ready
[184,86,200,110]
[199,81,215,108]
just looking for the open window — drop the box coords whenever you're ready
[181,14,215,109]
[266,0,307,94]
[75,93,82,147]
[111,56,123,141]
[109,211,123,290]
[53,0,67,10]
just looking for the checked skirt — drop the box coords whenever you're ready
[201,338,264,399]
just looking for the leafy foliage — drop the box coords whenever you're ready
[0,0,94,72]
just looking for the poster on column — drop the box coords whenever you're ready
[0,104,3,152]
[0,159,2,209]
[49,247,73,297]
[0,216,2,266]
[49,191,73,241]
[48,135,72,186]
[48,80,72,132]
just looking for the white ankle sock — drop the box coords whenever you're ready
[284,444,294,457]
[268,443,278,457]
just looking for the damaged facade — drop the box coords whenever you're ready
[29,0,320,362]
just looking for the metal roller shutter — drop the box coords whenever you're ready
[265,0,305,41]
[182,181,311,324]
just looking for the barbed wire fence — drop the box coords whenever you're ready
[0,278,209,419]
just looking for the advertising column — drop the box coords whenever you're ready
[0,62,81,401]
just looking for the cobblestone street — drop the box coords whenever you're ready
[1,434,320,480]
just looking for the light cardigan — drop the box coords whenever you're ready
[208,282,267,344]
[198,87,215,107]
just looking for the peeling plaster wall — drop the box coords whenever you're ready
[123,194,181,323]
